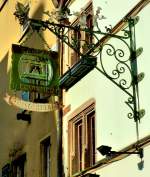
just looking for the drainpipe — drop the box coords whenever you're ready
[55,1,67,177]
[55,94,63,177]
[56,35,64,177]
[57,3,65,176]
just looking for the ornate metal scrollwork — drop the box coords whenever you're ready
[125,97,134,119]
[14,2,145,122]
[14,2,30,25]
[94,39,132,91]
[92,17,145,122]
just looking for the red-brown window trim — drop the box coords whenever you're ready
[68,2,93,67]
[68,99,95,176]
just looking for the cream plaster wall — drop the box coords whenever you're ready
[95,145,150,177]
[62,1,150,177]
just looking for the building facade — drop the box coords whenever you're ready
[60,0,150,177]
[1,1,150,177]
[0,1,60,177]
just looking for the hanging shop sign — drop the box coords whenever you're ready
[4,94,60,112]
[10,44,59,94]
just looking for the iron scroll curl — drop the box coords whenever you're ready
[93,36,132,90]
[13,2,144,122]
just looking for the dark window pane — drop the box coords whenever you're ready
[41,137,51,177]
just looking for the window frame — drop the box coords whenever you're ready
[40,136,51,177]
[68,102,95,176]
[11,154,26,177]
[2,163,11,177]
[68,3,93,68]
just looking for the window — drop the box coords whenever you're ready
[84,13,93,50]
[2,164,10,177]
[68,3,93,67]
[40,137,51,177]
[69,26,81,66]
[11,154,26,177]
[68,103,95,175]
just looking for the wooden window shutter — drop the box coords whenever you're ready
[84,110,95,168]
[69,28,81,66]
[72,119,83,174]
[68,101,95,175]
[85,14,93,44]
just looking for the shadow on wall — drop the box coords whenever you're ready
[0,52,9,95]
[23,2,48,50]
[0,52,17,165]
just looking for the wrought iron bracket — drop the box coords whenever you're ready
[14,8,145,122]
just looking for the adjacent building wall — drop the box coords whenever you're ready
[0,1,58,177]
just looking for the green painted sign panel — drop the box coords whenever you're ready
[10,44,59,94]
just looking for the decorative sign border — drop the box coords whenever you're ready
[10,44,59,94]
